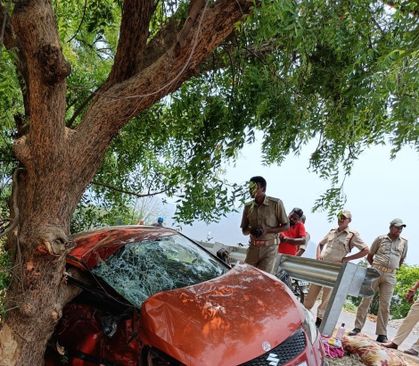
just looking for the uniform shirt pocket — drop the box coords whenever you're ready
[396,242,405,255]
[380,242,391,255]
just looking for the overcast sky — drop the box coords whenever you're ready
[172,134,419,266]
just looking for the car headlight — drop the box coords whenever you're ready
[302,307,318,344]
[145,347,182,366]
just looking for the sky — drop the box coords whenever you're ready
[167,134,419,266]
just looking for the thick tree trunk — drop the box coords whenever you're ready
[0,244,73,366]
[0,0,253,364]
[0,170,81,366]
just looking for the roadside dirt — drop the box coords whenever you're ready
[326,352,418,366]
[324,316,419,365]
[326,354,364,366]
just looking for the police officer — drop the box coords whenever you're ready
[304,210,369,327]
[383,281,419,356]
[349,218,408,342]
[240,176,289,273]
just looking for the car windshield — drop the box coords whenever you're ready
[91,233,228,308]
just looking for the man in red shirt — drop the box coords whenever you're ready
[278,208,306,256]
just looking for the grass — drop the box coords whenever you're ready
[343,299,357,313]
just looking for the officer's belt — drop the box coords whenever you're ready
[372,264,396,273]
[251,239,276,247]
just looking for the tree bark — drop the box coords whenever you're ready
[0,0,253,364]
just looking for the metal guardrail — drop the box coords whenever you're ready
[275,255,380,336]
[198,241,380,336]
[198,241,247,263]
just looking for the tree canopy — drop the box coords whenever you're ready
[1,0,418,227]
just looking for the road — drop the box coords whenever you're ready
[311,301,418,358]
[336,308,418,352]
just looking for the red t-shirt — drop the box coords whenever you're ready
[278,221,306,255]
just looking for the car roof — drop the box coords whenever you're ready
[68,225,178,270]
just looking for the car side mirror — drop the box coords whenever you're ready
[216,248,231,265]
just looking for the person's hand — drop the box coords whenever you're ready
[341,257,348,263]
[279,234,287,243]
[296,249,305,256]
[250,227,264,238]
[405,289,416,304]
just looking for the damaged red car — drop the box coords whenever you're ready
[45,226,324,365]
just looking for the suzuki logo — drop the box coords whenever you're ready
[266,353,280,366]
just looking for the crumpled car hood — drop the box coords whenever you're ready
[140,264,304,365]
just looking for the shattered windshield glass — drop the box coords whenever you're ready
[91,233,228,308]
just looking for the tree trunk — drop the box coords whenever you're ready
[0,169,82,366]
[0,246,72,366]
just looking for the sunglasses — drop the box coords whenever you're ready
[338,215,348,221]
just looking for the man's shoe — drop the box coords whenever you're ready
[376,335,388,343]
[404,348,419,356]
[315,317,322,328]
[348,328,361,336]
[382,342,398,349]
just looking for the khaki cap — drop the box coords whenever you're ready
[390,218,406,228]
[341,210,352,219]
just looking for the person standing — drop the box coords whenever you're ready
[304,210,369,327]
[241,176,289,273]
[349,218,408,342]
[383,280,419,356]
[297,214,310,256]
[278,208,306,256]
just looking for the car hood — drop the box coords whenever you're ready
[140,264,304,365]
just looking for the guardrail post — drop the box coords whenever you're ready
[319,262,358,336]
[275,255,380,336]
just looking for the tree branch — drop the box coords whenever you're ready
[66,0,88,43]
[106,0,156,85]
[68,0,253,201]
[91,180,168,198]
[176,0,206,49]
[66,88,97,128]
[139,0,216,73]
[197,35,279,76]
[140,16,181,71]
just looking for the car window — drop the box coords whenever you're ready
[91,234,228,308]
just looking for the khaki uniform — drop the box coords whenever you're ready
[304,227,367,319]
[241,196,288,273]
[354,235,408,336]
[393,298,419,351]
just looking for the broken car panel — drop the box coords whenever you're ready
[46,226,323,365]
